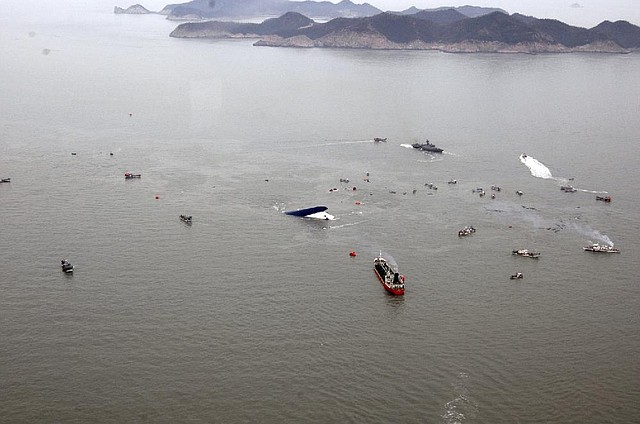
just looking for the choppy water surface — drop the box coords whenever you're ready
[1,4,639,423]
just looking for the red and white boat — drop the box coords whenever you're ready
[373,254,405,296]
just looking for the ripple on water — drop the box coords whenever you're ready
[442,372,478,424]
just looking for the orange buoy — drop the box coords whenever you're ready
[355,201,361,205]
[349,251,357,257]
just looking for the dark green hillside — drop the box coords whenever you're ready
[592,20,640,48]
[442,11,539,44]
[512,15,602,47]
[367,13,439,44]
[172,7,640,52]
[414,9,468,25]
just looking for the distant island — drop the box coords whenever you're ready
[114,1,640,53]
[114,4,153,14]
[169,10,640,53]
[115,0,381,21]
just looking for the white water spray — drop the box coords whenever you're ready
[519,155,609,193]
[519,154,555,179]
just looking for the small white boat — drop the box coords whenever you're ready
[512,249,540,258]
[458,226,476,237]
[61,260,74,273]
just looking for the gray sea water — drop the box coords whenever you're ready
[1,3,640,423]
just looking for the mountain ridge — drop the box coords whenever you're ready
[169,10,640,53]
[115,1,506,21]
[115,0,382,20]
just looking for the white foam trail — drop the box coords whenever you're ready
[519,154,554,179]
[315,139,373,147]
[400,144,414,149]
[577,189,609,194]
[518,155,607,193]
[329,219,369,229]
[442,372,477,424]
[568,223,614,246]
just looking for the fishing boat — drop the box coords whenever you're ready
[61,259,74,273]
[180,214,192,224]
[458,226,476,237]
[596,195,612,203]
[373,137,387,142]
[373,254,405,296]
[512,249,540,258]
[124,172,141,179]
[560,185,577,193]
[0,178,10,183]
[425,182,437,190]
[510,272,523,280]
[583,242,620,253]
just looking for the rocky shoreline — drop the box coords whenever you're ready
[169,27,632,54]
[253,35,631,54]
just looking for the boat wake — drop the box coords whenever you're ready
[400,143,414,149]
[315,139,375,147]
[577,188,609,194]
[519,154,556,180]
[520,155,608,193]
[329,219,369,230]
[442,372,477,424]
[417,156,444,163]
